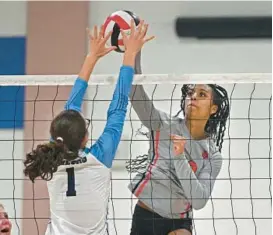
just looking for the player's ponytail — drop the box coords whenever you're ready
[24,109,88,182]
[23,139,73,182]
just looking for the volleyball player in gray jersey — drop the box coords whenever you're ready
[127,52,230,235]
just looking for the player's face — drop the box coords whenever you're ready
[0,206,11,235]
[184,84,218,121]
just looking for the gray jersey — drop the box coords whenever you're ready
[128,85,222,219]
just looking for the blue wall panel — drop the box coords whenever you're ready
[0,37,25,129]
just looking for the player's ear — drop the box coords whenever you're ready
[210,104,218,115]
[81,134,88,148]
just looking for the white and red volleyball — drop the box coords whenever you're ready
[103,10,140,53]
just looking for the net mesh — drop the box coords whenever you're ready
[0,74,271,235]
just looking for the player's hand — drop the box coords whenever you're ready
[121,19,155,56]
[87,25,117,59]
[170,134,186,156]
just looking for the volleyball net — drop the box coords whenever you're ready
[0,73,271,235]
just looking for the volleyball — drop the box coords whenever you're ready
[103,10,140,53]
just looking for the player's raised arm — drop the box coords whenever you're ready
[91,20,155,168]
[65,26,117,113]
[24,25,116,183]
[129,52,167,131]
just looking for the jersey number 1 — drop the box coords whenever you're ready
[66,167,76,196]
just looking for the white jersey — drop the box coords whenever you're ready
[45,153,110,235]
[44,65,135,235]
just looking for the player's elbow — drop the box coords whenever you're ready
[107,109,126,123]
[64,104,81,113]
[191,198,209,210]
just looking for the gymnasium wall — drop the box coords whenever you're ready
[0,2,27,234]
[0,1,271,235]
[90,1,272,74]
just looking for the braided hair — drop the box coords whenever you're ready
[126,84,230,173]
[177,84,230,152]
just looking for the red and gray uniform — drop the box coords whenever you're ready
[128,85,223,219]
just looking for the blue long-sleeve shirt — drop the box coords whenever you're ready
[64,65,134,168]
[46,66,134,235]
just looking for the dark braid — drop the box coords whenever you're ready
[178,84,230,152]
[126,84,230,173]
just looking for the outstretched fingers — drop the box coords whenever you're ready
[99,25,104,39]
[86,28,93,40]
[93,25,98,39]
[130,18,136,36]
[137,22,155,43]
[138,23,148,39]
[102,30,113,44]
[144,35,155,43]
[86,24,117,58]
[105,46,117,54]
[135,20,144,38]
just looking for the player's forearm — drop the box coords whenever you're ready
[105,65,134,145]
[130,85,162,130]
[90,111,126,168]
[65,55,98,112]
[78,55,98,82]
[129,52,162,130]
[109,65,134,111]
[90,65,134,168]
[174,155,215,210]
[65,78,88,112]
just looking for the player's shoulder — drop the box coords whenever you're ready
[159,111,182,127]
[57,148,108,171]
[206,137,218,151]
[208,140,222,162]
[166,116,186,133]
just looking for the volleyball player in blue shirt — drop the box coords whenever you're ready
[23,20,154,235]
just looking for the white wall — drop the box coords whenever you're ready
[89,1,272,74]
[0,1,27,37]
[0,2,271,235]
[0,2,27,234]
[87,2,272,235]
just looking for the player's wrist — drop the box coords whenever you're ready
[124,49,138,58]
[78,55,98,81]
[85,54,99,64]
[123,51,137,67]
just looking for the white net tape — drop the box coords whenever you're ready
[0,73,271,85]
